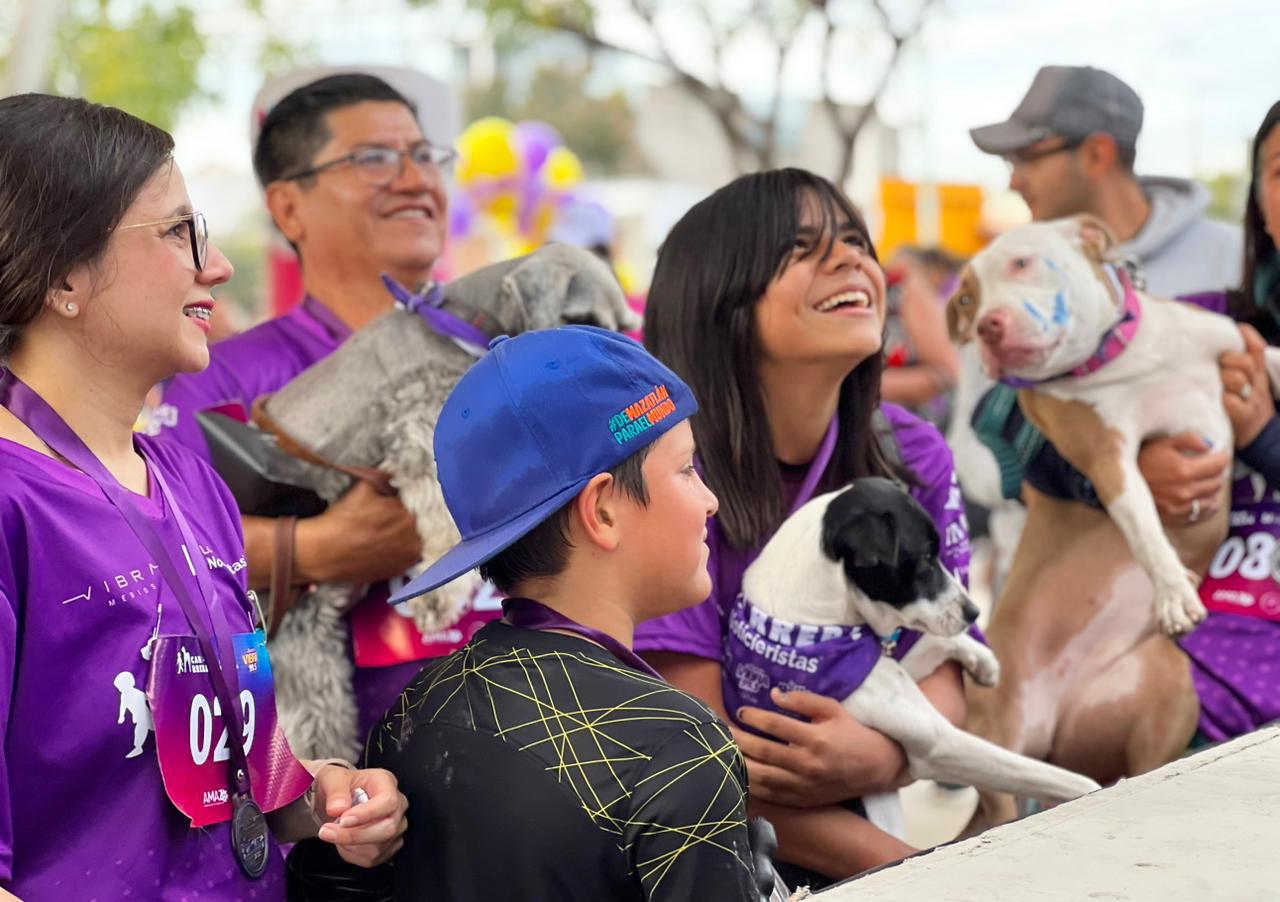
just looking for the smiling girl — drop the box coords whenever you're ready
[636,168,971,887]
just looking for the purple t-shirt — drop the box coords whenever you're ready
[0,435,288,898]
[149,300,347,459]
[635,403,972,661]
[154,300,426,739]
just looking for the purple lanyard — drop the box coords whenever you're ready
[502,597,664,680]
[380,275,492,351]
[0,373,256,800]
[789,416,839,516]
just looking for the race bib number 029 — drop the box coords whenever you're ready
[1199,479,1280,623]
[147,632,312,826]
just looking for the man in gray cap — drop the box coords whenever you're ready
[972,64,1238,297]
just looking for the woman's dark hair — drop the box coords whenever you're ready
[0,94,174,359]
[644,167,905,550]
[1230,100,1280,342]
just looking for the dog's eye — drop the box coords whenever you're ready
[1011,257,1032,271]
[957,295,973,308]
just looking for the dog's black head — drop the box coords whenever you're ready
[821,477,977,635]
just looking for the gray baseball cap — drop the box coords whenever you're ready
[970,66,1143,156]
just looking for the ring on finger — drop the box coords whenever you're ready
[1190,498,1201,523]
[1241,382,1253,400]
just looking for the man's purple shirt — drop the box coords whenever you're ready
[150,301,347,458]
[0,435,287,898]
[154,300,422,739]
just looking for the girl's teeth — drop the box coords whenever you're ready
[817,291,871,312]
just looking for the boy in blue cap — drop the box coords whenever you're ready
[288,326,763,900]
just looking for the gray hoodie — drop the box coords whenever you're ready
[1121,176,1241,297]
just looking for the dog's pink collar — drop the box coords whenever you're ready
[1000,264,1141,388]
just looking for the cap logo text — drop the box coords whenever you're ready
[609,384,676,444]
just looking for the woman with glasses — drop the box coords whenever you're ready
[0,94,407,899]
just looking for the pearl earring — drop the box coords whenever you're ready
[65,302,77,314]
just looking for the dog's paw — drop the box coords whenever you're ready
[964,646,1001,687]
[1156,579,1207,637]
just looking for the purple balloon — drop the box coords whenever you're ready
[449,191,475,238]
[515,121,562,176]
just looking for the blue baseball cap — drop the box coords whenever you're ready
[391,325,698,604]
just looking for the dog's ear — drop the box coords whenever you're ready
[499,252,573,333]
[1071,213,1117,262]
[946,267,981,344]
[822,496,900,570]
[500,244,638,333]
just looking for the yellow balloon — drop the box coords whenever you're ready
[544,146,583,190]
[457,117,519,184]
[488,195,519,233]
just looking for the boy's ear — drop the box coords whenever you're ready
[572,472,621,551]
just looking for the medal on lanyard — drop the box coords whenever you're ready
[0,373,271,878]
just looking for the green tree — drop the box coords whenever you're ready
[49,1,207,131]
[1204,170,1247,225]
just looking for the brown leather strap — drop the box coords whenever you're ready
[268,514,299,638]
[250,394,396,496]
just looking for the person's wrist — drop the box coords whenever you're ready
[293,514,334,584]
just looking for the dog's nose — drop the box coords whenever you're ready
[976,311,1007,345]
[961,598,980,624]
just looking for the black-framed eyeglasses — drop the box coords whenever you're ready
[285,142,458,186]
[1002,137,1085,169]
[119,211,209,271]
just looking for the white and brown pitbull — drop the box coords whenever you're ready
[948,214,1280,827]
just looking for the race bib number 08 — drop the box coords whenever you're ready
[147,632,312,826]
[1199,480,1280,623]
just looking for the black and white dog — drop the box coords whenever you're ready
[728,477,1099,831]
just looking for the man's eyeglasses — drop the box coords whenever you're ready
[285,142,458,186]
[1002,138,1085,170]
[119,211,209,271]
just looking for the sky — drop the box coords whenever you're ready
[148,0,1279,237]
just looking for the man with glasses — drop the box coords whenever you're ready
[154,72,478,757]
[971,64,1239,297]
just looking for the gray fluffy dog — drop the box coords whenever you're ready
[257,244,639,759]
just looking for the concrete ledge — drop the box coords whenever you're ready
[814,725,1280,901]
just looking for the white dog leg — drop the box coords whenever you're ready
[899,633,999,687]
[1104,456,1207,636]
[845,660,1100,803]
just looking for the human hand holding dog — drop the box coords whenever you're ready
[733,689,910,807]
[1137,433,1230,525]
[295,481,423,586]
[1222,324,1276,449]
[312,763,408,868]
